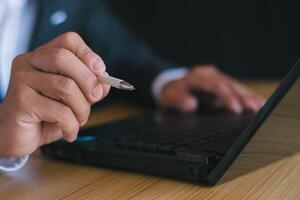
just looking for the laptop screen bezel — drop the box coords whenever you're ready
[206,59,300,185]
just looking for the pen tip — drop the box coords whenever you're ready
[120,81,136,91]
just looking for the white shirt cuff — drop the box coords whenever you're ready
[151,67,188,102]
[0,156,29,172]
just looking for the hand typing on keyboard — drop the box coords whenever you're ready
[159,65,266,114]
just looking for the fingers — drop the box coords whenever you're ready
[229,80,266,112]
[160,81,198,112]
[185,66,266,114]
[47,32,111,98]
[31,92,80,142]
[26,69,91,126]
[27,32,111,103]
[40,123,63,145]
[208,82,244,114]
[27,47,104,103]
[186,68,243,114]
[214,71,266,112]
[47,32,106,74]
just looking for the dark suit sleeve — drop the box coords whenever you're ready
[79,0,178,105]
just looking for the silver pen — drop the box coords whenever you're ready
[97,75,135,91]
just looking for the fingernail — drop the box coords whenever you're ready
[251,102,259,112]
[70,136,77,142]
[92,86,101,99]
[92,59,105,74]
[64,134,77,142]
[183,98,198,112]
[80,119,88,126]
[232,101,243,114]
[259,100,266,107]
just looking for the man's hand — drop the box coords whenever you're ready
[160,65,266,113]
[0,32,110,157]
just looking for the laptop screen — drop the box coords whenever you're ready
[208,61,300,185]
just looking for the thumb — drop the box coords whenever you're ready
[160,83,198,113]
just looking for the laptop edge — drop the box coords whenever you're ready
[206,59,300,185]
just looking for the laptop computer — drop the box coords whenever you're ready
[41,59,300,186]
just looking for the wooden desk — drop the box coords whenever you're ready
[2,80,300,200]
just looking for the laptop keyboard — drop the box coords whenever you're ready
[113,113,253,154]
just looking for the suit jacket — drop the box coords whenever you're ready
[29,0,177,105]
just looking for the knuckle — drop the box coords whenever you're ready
[51,48,69,66]
[81,49,105,69]
[12,55,23,67]
[202,65,217,73]
[28,47,46,64]
[206,64,217,70]
[11,54,29,73]
[59,77,77,96]
[81,47,93,57]
[57,105,73,120]
[193,64,218,74]
[60,32,80,47]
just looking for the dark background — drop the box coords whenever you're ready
[108,0,300,78]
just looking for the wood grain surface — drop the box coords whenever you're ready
[3,80,300,200]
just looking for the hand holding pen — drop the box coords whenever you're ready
[0,32,136,157]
